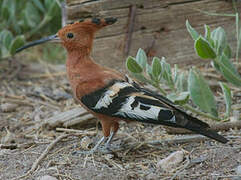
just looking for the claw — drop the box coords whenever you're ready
[72,132,117,155]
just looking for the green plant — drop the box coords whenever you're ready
[193,1,241,63]
[0,0,62,59]
[0,30,25,58]
[186,20,241,87]
[42,44,66,64]
[126,48,232,121]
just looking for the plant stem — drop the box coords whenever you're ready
[183,104,221,121]
[194,8,236,17]
[213,58,241,86]
[235,12,240,62]
[154,82,167,96]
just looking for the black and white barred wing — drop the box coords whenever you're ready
[80,80,178,126]
[79,79,228,143]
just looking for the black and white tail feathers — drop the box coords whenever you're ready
[133,81,228,144]
[80,78,228,144]
[172,111,228,143]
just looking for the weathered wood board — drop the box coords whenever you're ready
[66,0,239,72]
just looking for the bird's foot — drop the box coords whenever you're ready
[72,135,113,155]
[72,145,113,155]
[72,132,122,155]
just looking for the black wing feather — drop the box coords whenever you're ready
[80,79,228,143]
[132,82,228,143]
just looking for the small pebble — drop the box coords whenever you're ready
[232,177,241,180]
[230,110,240,122]
[146,173,158,180]
[0,149,11,156]
[104,153,114,159]
[52,89,72,100]
[0,103,18,112]
[236,165,241,175]
[80,136,92,150]
[157,150,185,171]
[39,175,58,180]
[1,130,16,144]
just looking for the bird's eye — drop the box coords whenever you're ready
[66,33,74,39]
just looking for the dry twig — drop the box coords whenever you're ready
[170,154,191,180]
[13,134,69,180]
[56,128,96,135]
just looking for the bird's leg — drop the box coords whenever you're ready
[104,122,119,150]
[88,132,115,154]
[104,131,115,150]
[74,136,107,155]
[88,136,107,154]
[77,121,119,154]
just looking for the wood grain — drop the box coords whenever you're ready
[66,0,239,71]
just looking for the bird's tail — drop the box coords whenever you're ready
[175,111,228,144]
[192,127,228,144]
[131,83,228,143]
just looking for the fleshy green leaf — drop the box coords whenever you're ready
[136,48,147,70]
[24,2,41,28]
[167,91,189,105]
[0,30,13,49]
[211,27,227,56]
[146,64,154,80]
[186,20,199,40]
[0,46,10,59]
[173,64,178,83]
[176,72,188,92]
[223,44,232,59]
[217,54,241,86]
[188,69,218,117]
[204,24,211,41]
[32,0,45,13]
[130,73,150,84]
[151,57,162,80]
[44,0,54,10]
[195,36,217,59]
[46,0,59,17]
[161,58,174,88]
[211,61,221,72]
[1,0,10,19]
[219,82,232,117]
[9,35,25,55]
[6,0,16,20]
[204,24,215,48]
[1,7,9,20]
[126,56,143,73]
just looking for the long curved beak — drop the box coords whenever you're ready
[16,34,60,54]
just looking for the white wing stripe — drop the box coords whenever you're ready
[94,82,131,109]
[114,96,163,120]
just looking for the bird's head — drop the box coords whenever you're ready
[16,17,117,54]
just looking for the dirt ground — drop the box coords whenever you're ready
[0,59,241,180]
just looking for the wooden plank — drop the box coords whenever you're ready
[42,107,96,128]
[66,0,240,70]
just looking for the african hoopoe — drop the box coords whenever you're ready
[16,17,228,153]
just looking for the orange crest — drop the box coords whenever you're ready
[57,18,117,52]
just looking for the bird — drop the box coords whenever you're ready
[16,17,228,153]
